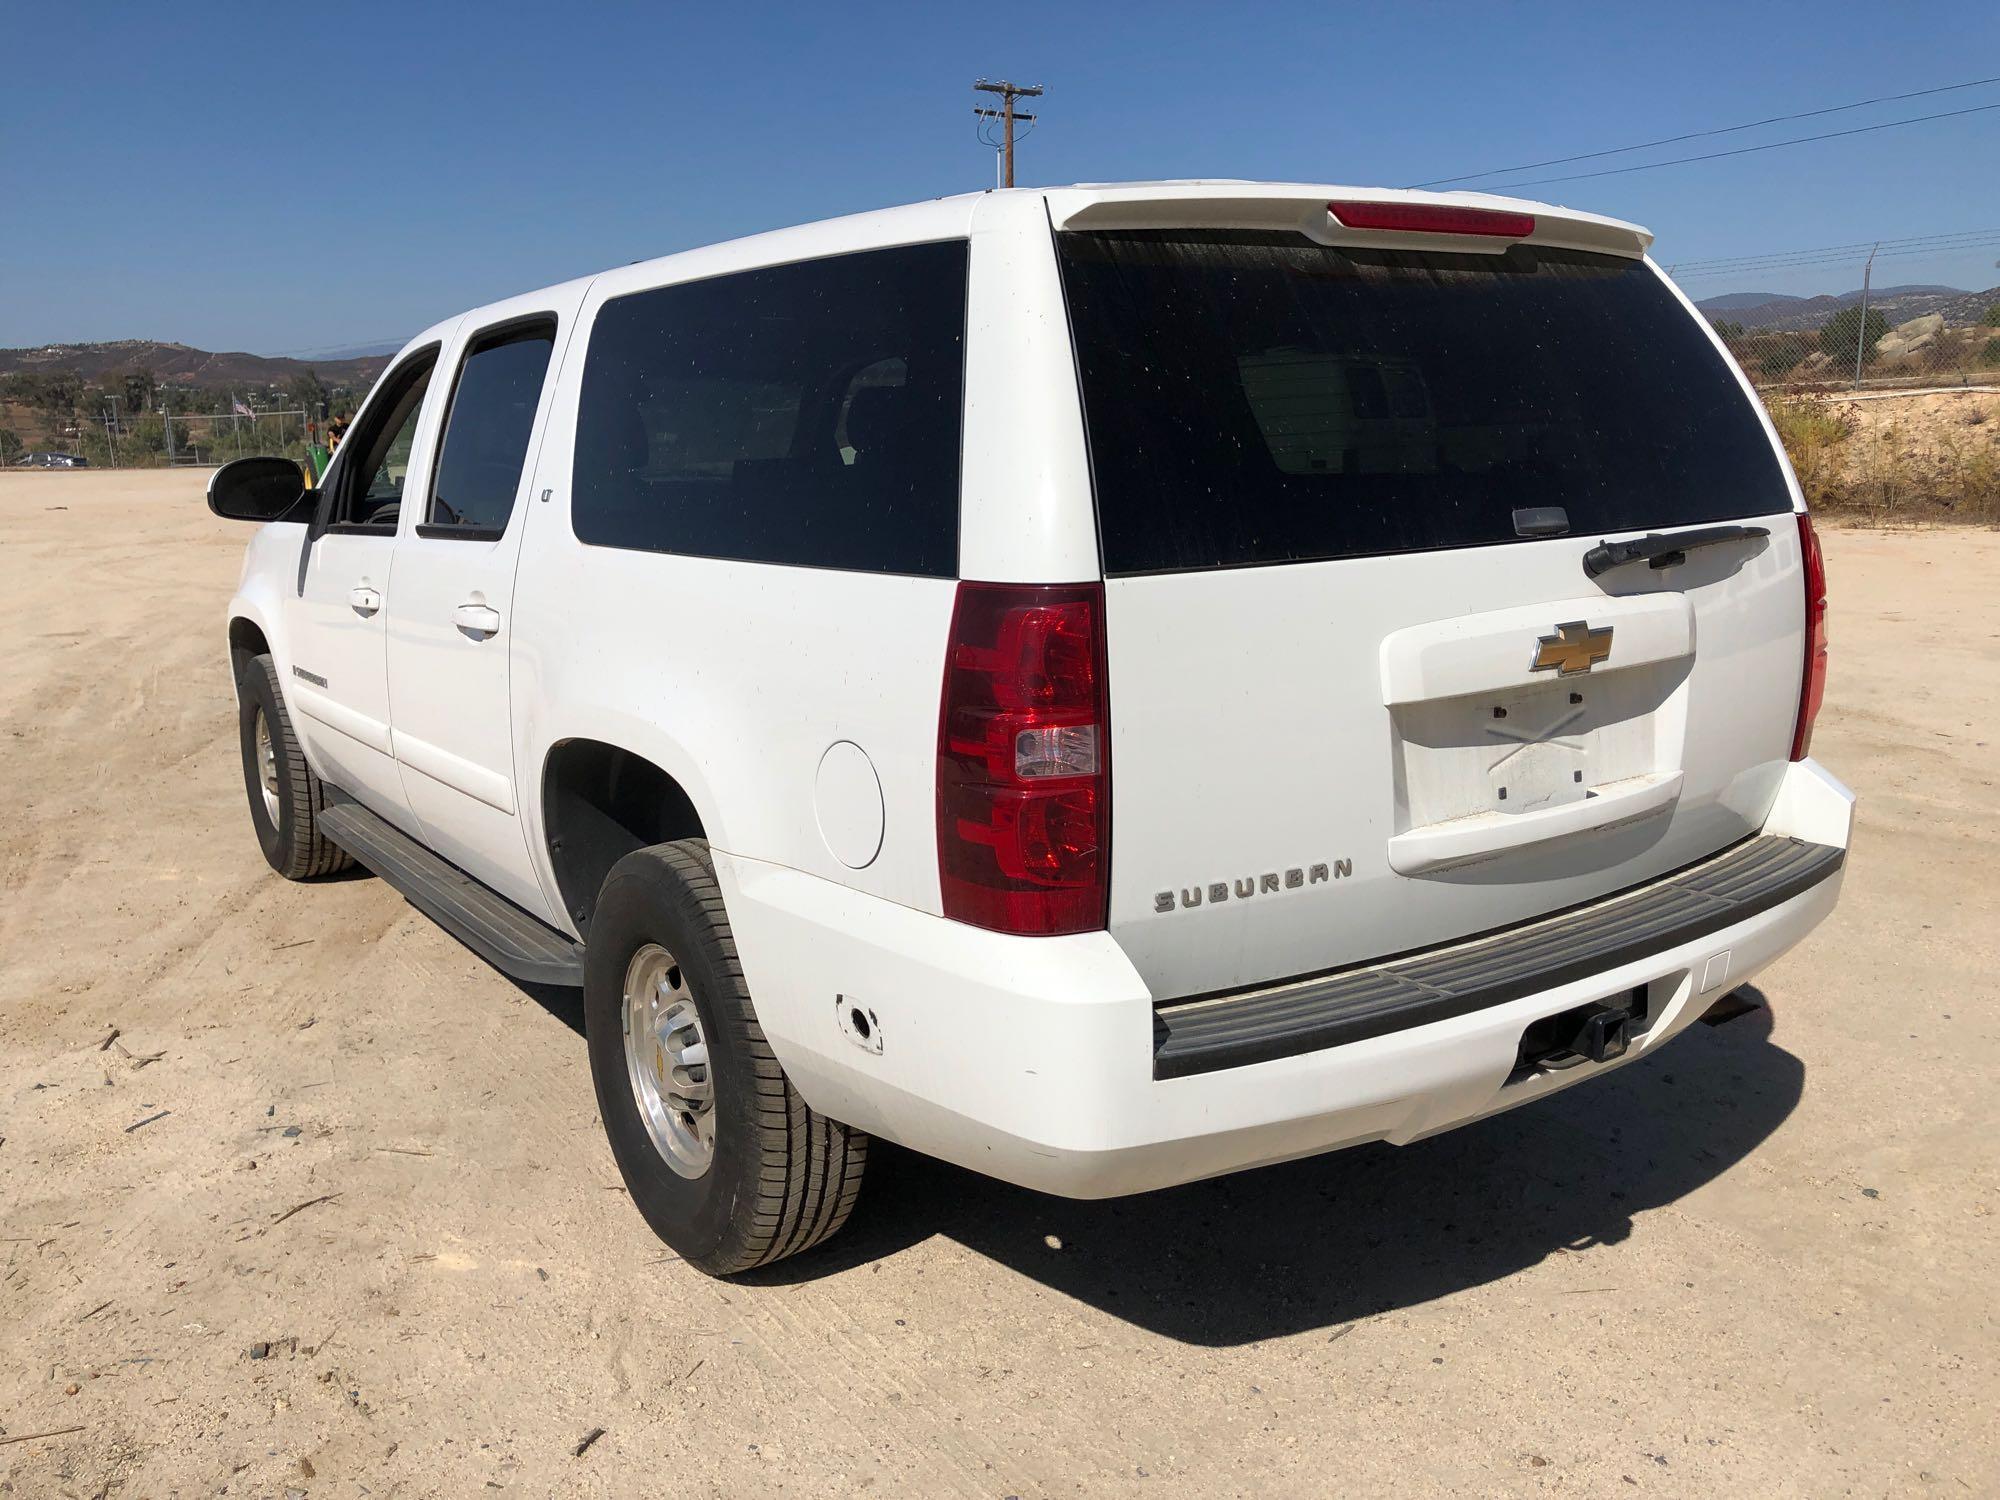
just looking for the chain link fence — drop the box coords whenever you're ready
[1670,230,2000,393]
[1705,306,2000,392]
[43,408,313,470]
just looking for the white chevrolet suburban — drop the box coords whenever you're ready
[209,182,1851,1275]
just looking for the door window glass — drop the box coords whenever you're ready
[330,351,437,530]
[425,322,558,537]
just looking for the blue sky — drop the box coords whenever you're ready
[5,0,1997,353]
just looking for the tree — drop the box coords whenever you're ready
[1982,304,2000,328]
[1818,305,1889,363]
[0,426,20,462]
[122,369,156,418]
[29,373,82,428]
[284,370,331,418]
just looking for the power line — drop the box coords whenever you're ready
[1677,228,2000,267]
[1674,237,2000,281]
[1477,99,2000,191]
[1412,74,2000,187]
[1672,242,2000,283]
[1673,228,2000,273]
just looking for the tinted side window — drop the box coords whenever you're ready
[329,350,436,530]
[425,321,557,537]
[572,241,967,576]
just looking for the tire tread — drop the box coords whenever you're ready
[649,839,867,1273]
[245,655,352,880]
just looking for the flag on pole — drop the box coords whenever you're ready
[232,397,254,417]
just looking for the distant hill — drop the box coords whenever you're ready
[1696,284,1997,332]
[1698,291,1806,311]
[274,339,407,361]
[0,339,389,391]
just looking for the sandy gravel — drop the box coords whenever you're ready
[2,469,1996,1498]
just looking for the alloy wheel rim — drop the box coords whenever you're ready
[621,943,715,1178]
[253,708,280,823]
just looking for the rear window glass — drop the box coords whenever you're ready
[572,241,968,576]
[1056,230,1791,575]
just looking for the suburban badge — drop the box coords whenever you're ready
[1155,860,1351,914]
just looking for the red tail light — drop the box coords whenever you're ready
[937,582,1109,936]
[1791,512,1829,761]
[1328,200,1535,239]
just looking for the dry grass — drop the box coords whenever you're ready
[1768,389,2000,524]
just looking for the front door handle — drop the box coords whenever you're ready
[452,603,502,638]
[349,585,382,616]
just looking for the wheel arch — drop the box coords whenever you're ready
[223,522,304,706]
[541,737,710,936]
[228,614,270,681]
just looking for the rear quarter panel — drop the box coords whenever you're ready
[509,199,992,931]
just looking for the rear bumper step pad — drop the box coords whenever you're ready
[319,791,585,987]
[1152,835,1843,1079]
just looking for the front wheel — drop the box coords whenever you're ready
[237,653,351,880]
[583,839,867,1275]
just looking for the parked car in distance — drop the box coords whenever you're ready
[208,181,1852,1275]
[13,451,90,467]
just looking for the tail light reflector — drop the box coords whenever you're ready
[1791,512,1828,760]
[937,582,1109,936]
[1328,200,1535,239]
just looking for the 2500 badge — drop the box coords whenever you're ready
[1155,859,1352,914]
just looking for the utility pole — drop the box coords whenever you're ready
[1852,242,1879,390]
[974,78,1041,188]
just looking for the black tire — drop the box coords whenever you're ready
[237,653,352,880]
[584,839,867,1275]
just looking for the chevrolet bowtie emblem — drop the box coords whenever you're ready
[1531,620,1614,677]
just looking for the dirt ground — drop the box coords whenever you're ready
[1825,386,2000,458]
[3,469,1996,1499]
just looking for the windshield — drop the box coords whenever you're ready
[1056,230,1792,575]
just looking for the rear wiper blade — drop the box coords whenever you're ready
[1582,523,1770,580]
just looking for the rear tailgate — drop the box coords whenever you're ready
[1053,199,1805,1000]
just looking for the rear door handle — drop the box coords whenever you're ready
[349,585,382,615]
[452,603,502,638]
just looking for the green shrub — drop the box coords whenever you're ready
[1818,305,1888,362]
[1754,344,1801,379]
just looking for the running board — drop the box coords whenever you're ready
[318,791,586,987]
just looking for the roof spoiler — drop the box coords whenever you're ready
[1044,185,1652,259]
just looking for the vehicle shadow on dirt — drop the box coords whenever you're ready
[511,978,586,1037]
[747,992,1803,1347]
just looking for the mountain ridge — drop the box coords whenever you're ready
[1694,284,1998,332]
[0,339,390,390]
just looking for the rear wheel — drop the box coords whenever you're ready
[584,839,867,1275]
[237,653,351,880]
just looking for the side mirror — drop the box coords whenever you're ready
[208,456,313,523]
